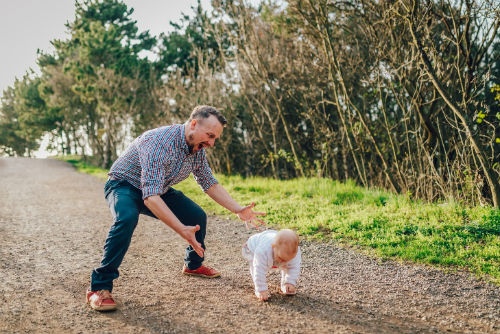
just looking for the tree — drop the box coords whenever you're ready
[39,0,158,167]
[0,74,52,157]
[156,0,229,77]
[396,0,500,207]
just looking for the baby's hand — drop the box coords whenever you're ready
[282,283,296,295]
[256,290,270,301]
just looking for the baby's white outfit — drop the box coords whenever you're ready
[242,229,301,296]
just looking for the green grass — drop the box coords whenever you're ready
[55,155,109,179]
[56,155,500,285]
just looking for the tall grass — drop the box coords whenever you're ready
[56,156,500,284]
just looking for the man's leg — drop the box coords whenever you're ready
[164,189,207,269]
[90,180,142,292]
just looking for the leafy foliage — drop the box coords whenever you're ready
[1,0,500,207]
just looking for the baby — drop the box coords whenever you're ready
[242,229,301,301]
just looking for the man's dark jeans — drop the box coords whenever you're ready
[90,179,207,292]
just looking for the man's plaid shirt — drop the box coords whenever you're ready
[108,124,218,199]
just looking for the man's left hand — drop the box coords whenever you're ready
[237,202,266,229]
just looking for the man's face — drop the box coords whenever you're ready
[187,115,224,153]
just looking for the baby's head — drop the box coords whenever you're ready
[272,229,299,263]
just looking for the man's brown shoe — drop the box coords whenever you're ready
[86,288,117,311]
[182,265,221,278]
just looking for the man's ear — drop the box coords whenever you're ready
[271,243,276,249]
[190,119,197,130]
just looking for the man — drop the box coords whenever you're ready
[86,105,265,311]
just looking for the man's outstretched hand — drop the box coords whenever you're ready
[180,225,204,257]
[237,202,266,229]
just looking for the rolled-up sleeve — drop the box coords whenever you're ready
[193,150,218,192]
[137,136,167,199]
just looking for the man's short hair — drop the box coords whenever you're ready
[189,105,227,127]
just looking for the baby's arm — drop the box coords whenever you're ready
[256,290,270,301]
[280,247,302,294]
[252,251,270,301]
[282,283,296,295]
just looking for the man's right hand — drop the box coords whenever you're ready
[180,225,204,258]
[144,195,205,258]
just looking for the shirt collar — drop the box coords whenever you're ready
[179,123,190,155]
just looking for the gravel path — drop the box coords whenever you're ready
[1,157,499,334]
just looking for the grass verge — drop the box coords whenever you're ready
[55,155,500,285]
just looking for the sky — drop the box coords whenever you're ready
[0,0,211,98]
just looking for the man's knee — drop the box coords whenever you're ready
[179,198,207,228]
[112,209,139,234]
[197,209,207,225]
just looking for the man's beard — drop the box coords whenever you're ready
[187,134,203,154]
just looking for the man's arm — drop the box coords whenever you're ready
[205,183,266,228]
[144,195,204,257]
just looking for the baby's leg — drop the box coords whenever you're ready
[241,244,255,280]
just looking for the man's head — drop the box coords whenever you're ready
[185,105,227,154]
[272,229,299,264]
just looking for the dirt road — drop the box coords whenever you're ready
[0,157,499,333]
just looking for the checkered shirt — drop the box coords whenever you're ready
[108,124,218,199]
